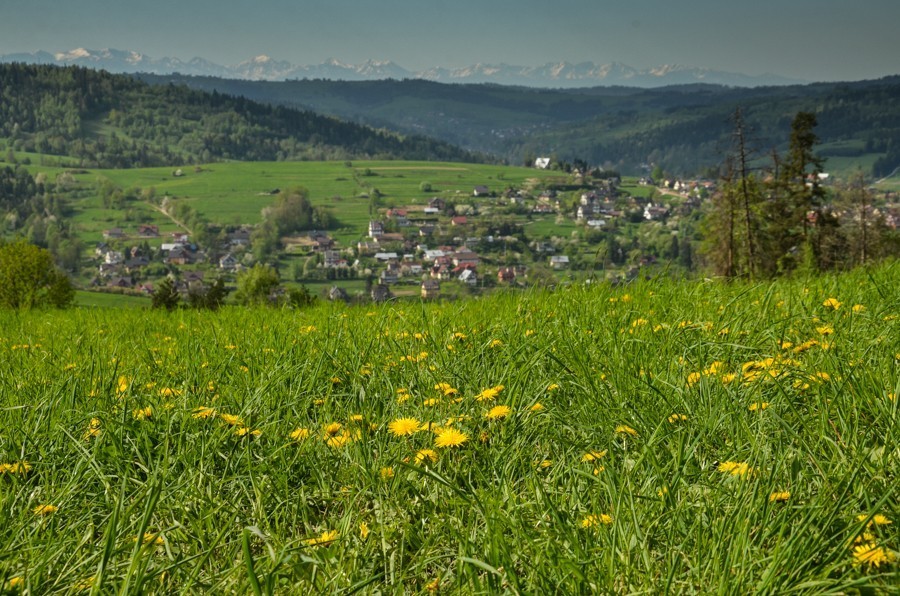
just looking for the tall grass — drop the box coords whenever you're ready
[1,264,898,592]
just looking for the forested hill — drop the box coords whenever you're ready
[0,64,481,167]
[137,74,900,176]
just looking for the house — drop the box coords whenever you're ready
[371,284,392,303]
[171,232,190,243]
[586,219,606,229]
[418,225,436,236]
[428,197,446,211]
[423,207,440,215]
[324,250,346,268]
[421,279,440,299]
[534,157,551,169]
[106,276,132,289]
[368,220,384,238]
[357,241,379,255]
[451,251,479,268]
[431,264,452,280]
[459,269,477,286]
[550,255,570,270]
[103,228,125,240]
[423,249,445,262]
[104,251,124,265]
[643,204,670,221]
[227,228,251,247]
[374,252,399,262]
[219,253,239,270]
[166,246,191,266]
[137,224,159,238]
[183,270,206,284]
[451,216,468,226]
[311,234,335,251]
[124,256,149,272]
[473,185,490,197]
[379,269,399,285]
[386,209,409,226]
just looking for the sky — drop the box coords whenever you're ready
[2,0,898,81]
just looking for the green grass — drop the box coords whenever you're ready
[1,263,898,592]
[74,290,151,309]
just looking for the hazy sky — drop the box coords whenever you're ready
[2,0,898,81]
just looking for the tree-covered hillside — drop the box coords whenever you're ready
[0,64,481,168]
[138,74,900,176]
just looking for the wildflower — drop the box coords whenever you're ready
[857,514,892,526]
[769,491,791,503]
[305,529,339,547]
[396,388,410,404]
[822,298,842,310]
[388,417,420,437]
[192,406,216,419]
[687,372,702,386]
[330,376,342,384]
[116,376,129,394]
[74,576,95,590]
[415,448,438,464]
[84,418,101,440]
[323,422,342,437]
[434,428,468,448]
[220,413,243,426]
[529,402,545,412]
[485,405,511,420]
[593,467,605,475]
[159,387,182,397]
[33,504,58,516]
[852,304,866,313]
[136,533,164,546]
[667,413,688,424]
[717,461,752,477]
[489,339,503,348]
[132,406,152,420]
[546,383,560,392]
[425,578,441,592]
[290,427,311,441]
[434,382,458,396]
[582,450,607,462]
[325,433,351,448]
[852,543,895,568]
[234,426,261,437]
[380,466,395,480]
[748,402,769,412]
[525,329,535,337]
[538,459,552,469]
[816,324,834,336]
[474,385,504,402]
[615,425,638,437]
[581,514,613,528]
[7,577,24,589]
[359,522,369,539]
[0,461,31,475]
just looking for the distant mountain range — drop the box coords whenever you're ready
[0,47,805,88]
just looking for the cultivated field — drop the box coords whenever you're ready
[1,265,898,592]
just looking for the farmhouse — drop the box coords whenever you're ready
[421,279,440,299]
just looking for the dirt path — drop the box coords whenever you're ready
[147,202,193,236]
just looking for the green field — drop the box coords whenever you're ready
[1,264,898,592]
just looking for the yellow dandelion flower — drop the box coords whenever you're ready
[234,426,261,437]
[615,425,638,437]
[325,433,351,448]
[132,406,152,420]
[816,324,834,336]
[485,405,511,420]
[852,304,865,313]
[425,578,441,593]
[192,406,216,419]
[159,387,182,397]
[434,428,468,448]
[220,413,243,426]
[116,376,129,394]
[474,385,504,402]
[380,466,395,480]
[667,413,688,423]
[822,298,841,310]
[7,577,24,589]
[305,529,339,547]
[415,448,438,463]
[717,461,752,477]
[358,522,369,539]
[852,543,895,568]
[769,491,791,503]
[581,514,613,528]
[546,383,560,392]
[525,329,535,337]
[538,459,552,469]
[73,576,95,590]
[687,372,702,386]
[136,533,164,546]
[83,418,101,440]
[529,402,545,412]
[581,450,607,462]
[33,504,58,516]
[748,402,769,412]
[388,417,420,437]
[323,422,342,436]
[593,466,605,475]
[857,514,892,526]
[434,382,458,396]
[489,339,503,348]
[290,427,311,441]
[0,461,31,475]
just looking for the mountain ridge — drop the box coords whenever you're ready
[0,47,805,88]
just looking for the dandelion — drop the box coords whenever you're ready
[489,339,503,348]
[84,418,101,440]
[7,577,24,589]
[434,428,468,448]
[748,402,769,412]
[290,427,311,441]
[305,529,339,547]
[687,372,702,386]
[220,413,243,426]
[667,413,688,424]
[581,450,607,462]
[485,405,511,420]
[474,385,504,402]
[546,383,560,392]
[116,376,129,394]
[425,578,441,593]
[132,406,152,420]
[159,387,182,397]
[615,425,638,437]
[581,514,613,528]
[857,514,892,526]
[380,466,395,480]
[325,433,351,448]
[0,461,31,475]
[852,304,866,313]
[822,298,842,310]
[358,522,370,539]
[538,459,552,469]
[816,324,834,336]
[388,417,420,437]
[769,491,791,503]
[192,406,216,419]
[529,402,545,412]
[852,543,895,568]
[323,422,342,437]
[415,449,438,464]
[33,504,58,516]
[434,382,458,396]
[525,329,535,337]
[136,533,164,546]
[234,427,261,437]
[73,576,95,590]
[717,461,752,477]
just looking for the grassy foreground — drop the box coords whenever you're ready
[1,265,898,593]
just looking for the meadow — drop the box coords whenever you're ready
[1,264,898,593]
